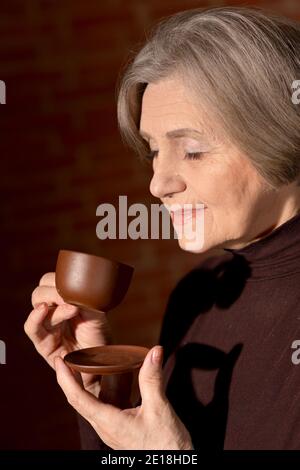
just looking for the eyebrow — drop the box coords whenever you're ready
[139,128,205,140]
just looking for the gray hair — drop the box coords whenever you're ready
[116,6,300,187]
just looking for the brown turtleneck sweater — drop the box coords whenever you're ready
[78,211,300,450]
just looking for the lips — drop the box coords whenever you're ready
[170,207,205,225]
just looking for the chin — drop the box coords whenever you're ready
[176,235,210,254]
[172,207,210,253]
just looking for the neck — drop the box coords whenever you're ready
[230,183,300,250]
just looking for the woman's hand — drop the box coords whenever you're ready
[24,272,112,396]
[54,345,193,450]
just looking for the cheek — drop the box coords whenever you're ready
[209,156,263,211]
[186,160,242,207]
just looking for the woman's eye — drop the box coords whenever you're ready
[144,150,204,162]
[184,152,204,160]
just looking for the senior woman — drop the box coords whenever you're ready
[25,6,300,450]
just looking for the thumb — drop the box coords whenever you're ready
[138,345,165,406]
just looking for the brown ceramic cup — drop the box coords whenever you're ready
[55,249,134,312]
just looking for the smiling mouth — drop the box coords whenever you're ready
[170,207,206,225]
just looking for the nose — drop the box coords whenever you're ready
[149,162,186,199]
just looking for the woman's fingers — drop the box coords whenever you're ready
[55,357,99,424]
[25,303,79,342]
[31,285,64,309]
[55,357,119,429]
[39,272,56,287]
[43,303,78,329]
[24,302,50,342]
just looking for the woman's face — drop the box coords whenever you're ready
[139,76,294,253]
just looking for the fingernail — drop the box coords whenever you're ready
[151,346,163,365]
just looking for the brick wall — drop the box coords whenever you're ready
[1,0,298,449]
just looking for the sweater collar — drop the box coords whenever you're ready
[223,211,300,280]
